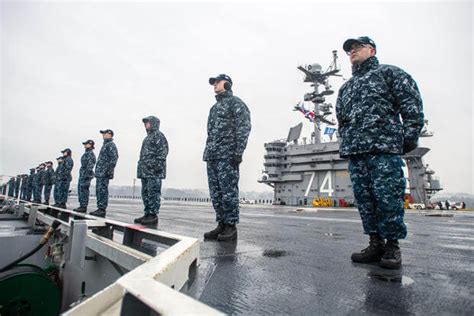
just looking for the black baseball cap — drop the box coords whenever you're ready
[209,74,233,85]
[82,139,95,146]
[100,129,114,136]
[56,156,63,160]
[343,36,376,52]
[61,148,71,154]
[46,161,53,165]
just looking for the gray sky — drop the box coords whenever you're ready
[1,1,472,194]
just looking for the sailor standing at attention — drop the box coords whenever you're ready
[336,36,424,269]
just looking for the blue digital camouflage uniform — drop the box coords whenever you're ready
[78,149,96,208]
[137,116,168,215]
[55,157,74,205]
[14,176,21,198]
[43,166,55,204]
[20,175,28,199]
[7,178,15,197]
[26,170,35,201]
[203,90,251,224]
[35,167,46,203]
[31,171,41,202]
[95,139,118,210]
[336,56,424,240]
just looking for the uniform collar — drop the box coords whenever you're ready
[104,138,113,143]
[215,90,233,101]
[352,56,379,76]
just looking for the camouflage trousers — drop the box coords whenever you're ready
[43,185,52,204]
[33,184,43,202]
[78,177,92,208]
[141,178,162,215]
[55,180,70,204]
[348,154,407,240]
[26,187,32,201]
[14,187,20,198]
[207,159,240,224]
[96,177,110,210]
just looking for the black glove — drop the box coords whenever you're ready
[232,155,243,166]
[403,138,418,154]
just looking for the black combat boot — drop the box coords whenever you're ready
[217,224,237,242]
[140,214,158,226]
[90,208,106,218]
[58,203,67,209]
[380,240,402,269]
[73,206,87,213]
[134,214,147,224]
[351,234,385,263]
[203,222,225,240]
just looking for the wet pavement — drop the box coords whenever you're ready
[75,198,474,315]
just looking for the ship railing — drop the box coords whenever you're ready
[2,197,222,315]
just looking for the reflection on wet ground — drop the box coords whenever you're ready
[73,198,474,314]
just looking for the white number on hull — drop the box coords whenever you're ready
[320,171,333,197]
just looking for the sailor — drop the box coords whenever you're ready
[134,116,169,226]
[90,129,118,218]
[31,166,42,203]
[20,174,27,199]
[14,175,21,198]
[54,149,74,209]
[43,161,55,205]
[336,36,424,269]
[35,163,46,203]
[74,140,96,213]
[53,157,63,205]
[203,74,251,241]
[26,168,36,201]
[7,177,15,197]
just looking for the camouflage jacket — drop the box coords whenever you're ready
[79,149,96,180]
[336,56,424,158]
[38,169,46,185]
[137,116,169,179]
[56,157,74,182]
[95,139,118,179]
[43,167,55,185]
[203,91,251,161]
[26,171,35,189]
[15,177,21,190]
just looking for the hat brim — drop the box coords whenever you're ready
[343,38,364,52]
[209,77,217,85]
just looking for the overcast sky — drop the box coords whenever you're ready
[1,1,472,194]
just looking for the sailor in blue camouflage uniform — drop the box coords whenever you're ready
[26,168,35,201]
[203,74,251,242]
[53,149,74,208]
[14,175,21,198]
[35,164,46,203]
[336,36,424,269]
[74,140,96,213]
[43,161,55,205]
[31,167,41,203]
[134,116,169,226]
[90,130,118,218]
[53,157,63,205]
[7,177,15,197]
[20,174,28,200]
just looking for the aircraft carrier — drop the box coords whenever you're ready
[259,51,443,207]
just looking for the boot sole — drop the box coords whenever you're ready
[217,233,237,242]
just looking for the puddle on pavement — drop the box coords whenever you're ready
[262,249,288,258]
[367,272,414,286]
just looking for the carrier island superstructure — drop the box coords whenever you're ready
[258,51,442,207]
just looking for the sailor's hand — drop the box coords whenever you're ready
[232,155,243,166]
[403,139,418,154]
